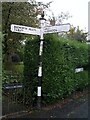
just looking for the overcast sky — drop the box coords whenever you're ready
[36,0,89,32]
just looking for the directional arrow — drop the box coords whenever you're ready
[11,23,71,36]
[44,23,71,34]
[11,24,40,35]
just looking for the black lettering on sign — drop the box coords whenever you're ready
[14,26,22,32]
[24,27,27,30]
[14,26,28,32]
[44,29,57,33]
[29,28,36,31]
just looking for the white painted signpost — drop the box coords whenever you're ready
[11,11,71,109]
[11,24,40,35]
[44,24,70,34]
[11,23,70,35]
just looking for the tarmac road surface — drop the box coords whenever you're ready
[2,88,89,119]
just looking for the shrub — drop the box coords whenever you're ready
[23,34,88,105]
[23,36,39,106]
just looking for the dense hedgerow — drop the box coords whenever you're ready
[23,34,88,105]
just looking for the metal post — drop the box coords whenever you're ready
[37,11,46,109]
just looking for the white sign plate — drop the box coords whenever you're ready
[75,68,84,73]
[5,85,22,89]
[44,23,71,34]
[11,24,40,35]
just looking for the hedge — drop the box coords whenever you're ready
[23,34,88,105]
[23,37,39,106]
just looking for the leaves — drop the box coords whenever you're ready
[67,26,87,42]
[23,34,88,105]
[2,1,39,70]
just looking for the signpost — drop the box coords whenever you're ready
[11,23,70,35]
[44,23,70,34]
[11,24,40,35]
[4,84,23,89]
[11,11,71,109]
[75,68,84,73]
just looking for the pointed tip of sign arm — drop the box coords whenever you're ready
[11,24,13,32]
[64,23,71,32]
[11,24,15,32]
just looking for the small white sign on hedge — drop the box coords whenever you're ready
[75,68,84,73]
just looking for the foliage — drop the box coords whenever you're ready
[67,26,87,42]
[0,32,2,96]
[2,1,72,72]
[2,1,54,72]
[2,1,39,70]
[2,1,53,55]
[2,69,23,85]
[55,12,71,25]
[23,36,39,106]
[23,34,88,105]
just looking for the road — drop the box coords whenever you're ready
[2,88,89,119]
[28,95,88,119]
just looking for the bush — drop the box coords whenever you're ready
[23,34,88,105]
[23,36,39,106]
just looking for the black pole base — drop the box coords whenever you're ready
[37,96,42,110]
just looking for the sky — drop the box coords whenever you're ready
[36,0,89,32]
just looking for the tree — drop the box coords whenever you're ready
[49,11,71,26]
[67,26,87,42]
[2,1,72,71]
[2,1,55,70]
[2,1,39,70]
[35,1,71,26]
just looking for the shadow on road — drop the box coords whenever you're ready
[1,88,89,119]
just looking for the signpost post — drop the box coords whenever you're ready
[11,11,71,109]
[37,11,46,109]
